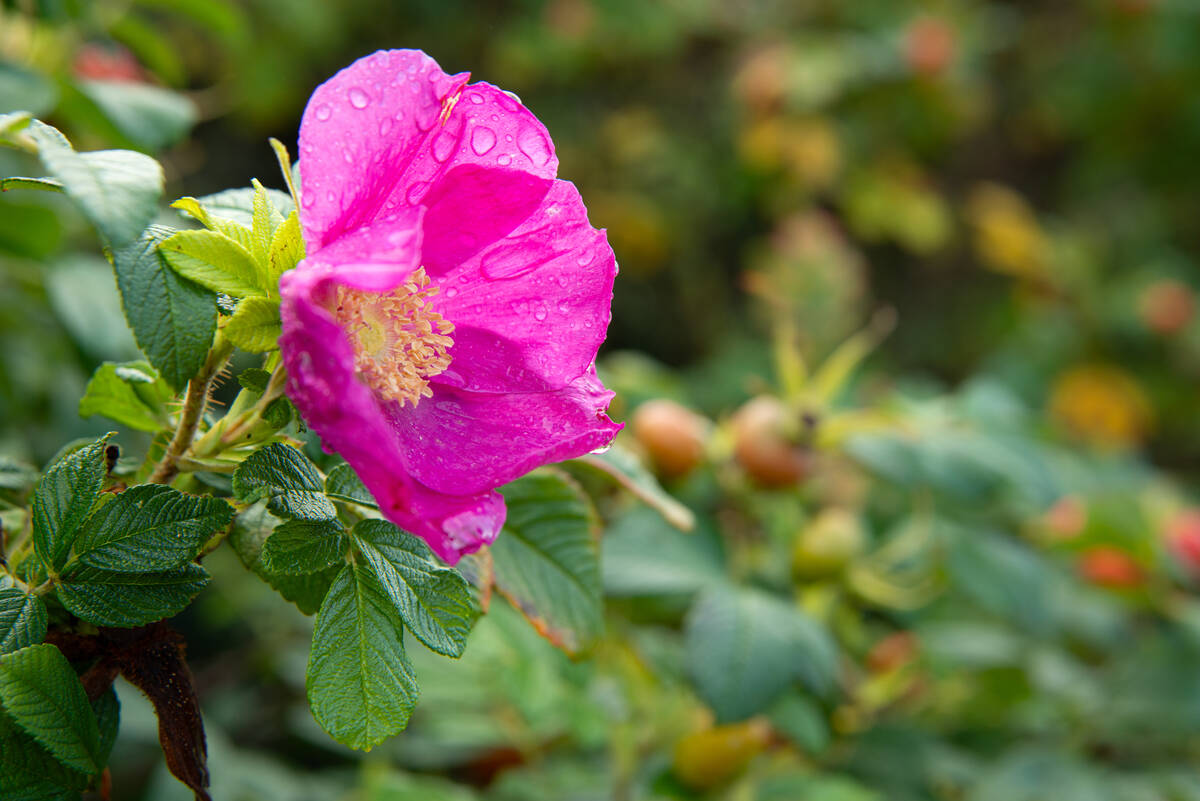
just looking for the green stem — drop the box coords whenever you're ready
[148,336,235,485]
[193,360,288,458]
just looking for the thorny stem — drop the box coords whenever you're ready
[191,359,287,459]
[148,336,235,485]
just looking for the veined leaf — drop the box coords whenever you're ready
[229,503,339,615]
[30,435,112,572]
[0,590,47,655]
[307,564,419,750]
[325,462,377,508]
[0,711,88,800]
[267,210,304,284]
[0,644,102,775]
[353,519,478,658]
[55,563,210,627]
[250,179,284,268]
[159,228,266,298]
[72,484,233,572]
[193,187,294,227]
[111,226,217,390]
[232,443,337,521]
[260,518,346,575]
[491,471,602,656]
[223,296,281,352]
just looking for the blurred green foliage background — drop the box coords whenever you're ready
[3,0,1200,799]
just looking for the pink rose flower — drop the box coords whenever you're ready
[279,50,621,563]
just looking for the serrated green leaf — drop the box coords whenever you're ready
[353,519,478,658]
[30,434,112,572]
[685,585,838,722]
[224,296,281,352]
[250,179,284,267]
[325,462,377,508]
[232,443,337,521]
[26,120,162,247]
[0,643,101,774]
[78,361,172,432]
[0,711,89,800]
[111,226,217,390]
[71,484,232,572]
[171,196,211,227]
[307,564,419,750]
[491,471,602,656]
[261,518,345,575]
[55,563,209,627]
[267,210,304,284]
[159,228,266,298]
[76,79,196,151]
[0,590,47,655]
[237,367,271,394]
[194,187,294,227]
[229,503,338,615]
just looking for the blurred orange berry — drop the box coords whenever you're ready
[904,16,956,78]
[1139,279,1195,335]
[73,44,147,83]
[732,396,812,488]
[965,183,1047,278]
[1078,546,1144,588]
[631,399,709,479]
[733,44,791,113]
[1042,496,1088,540]
[1167,509,1200,573]
[672,719,771,790]
[1049,365,1153,449]
[866,631,919,673]
[792,507,866,580]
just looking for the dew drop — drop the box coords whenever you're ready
[406,181,430,205]
[348,87,370,109]
[315,103,332,121]
[431,129,457,162]
[533,302,548,322]
[378,117,394,136]
[325,190,336,203]
[497,154,512,166]
[342,150,353,164]
[557,300,570,313]
[470,126,497,156]
[518,127,552,167]
[469,92,484,104]
[301,193,315,208]
[445,287,458,298]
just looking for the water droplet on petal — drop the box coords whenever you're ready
[577,251,592,266]
[348,87,370,109]
[558,300,570,313]
[518,127,552,167]
[301,193,315,208]
[533,302,548,322]
[445,287,458,298]
[342,150,353,164]
[406,181,430,205]
[497,154,512,166]
[378,117,394,136]
[470,126,496,156]
[431,129,457,162]
[468,92,484,104]
[315,103,332,121]
[325,190,336,203]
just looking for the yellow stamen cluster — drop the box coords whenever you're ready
[331,267,454,407]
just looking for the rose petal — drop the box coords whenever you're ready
[428,178,616,393]
[390,366,623,496]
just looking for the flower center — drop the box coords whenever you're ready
[330,267,454,407]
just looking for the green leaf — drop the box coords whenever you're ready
[30,434,112,572]
[55,563,209,627]
[353,519,478,658]
[0,643,101,774]
[491,471,602,656]
[194,187,295,227]
[111,226,217,390]
[76,79,196,151]
[308,565,418,750]
[685,585,838,722]
[78,361,172,432]
[229,504,339,614]
[601,507,724,597]
[237,367,272,394]
[575,445,695,531]
[0,457,37,492]
[250,179,284,266]
[223,296,282,352]
[0,710,87,800]
[0,590,47,655]
[26,120,163,247]
[232,443,337,521]
[267,210,305,283]
[0,176,63,192]
[325,462,377,508]
[92,687,119,767]
[71,484,232,572]
[261,518,345,575]
[159,228,266,298]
